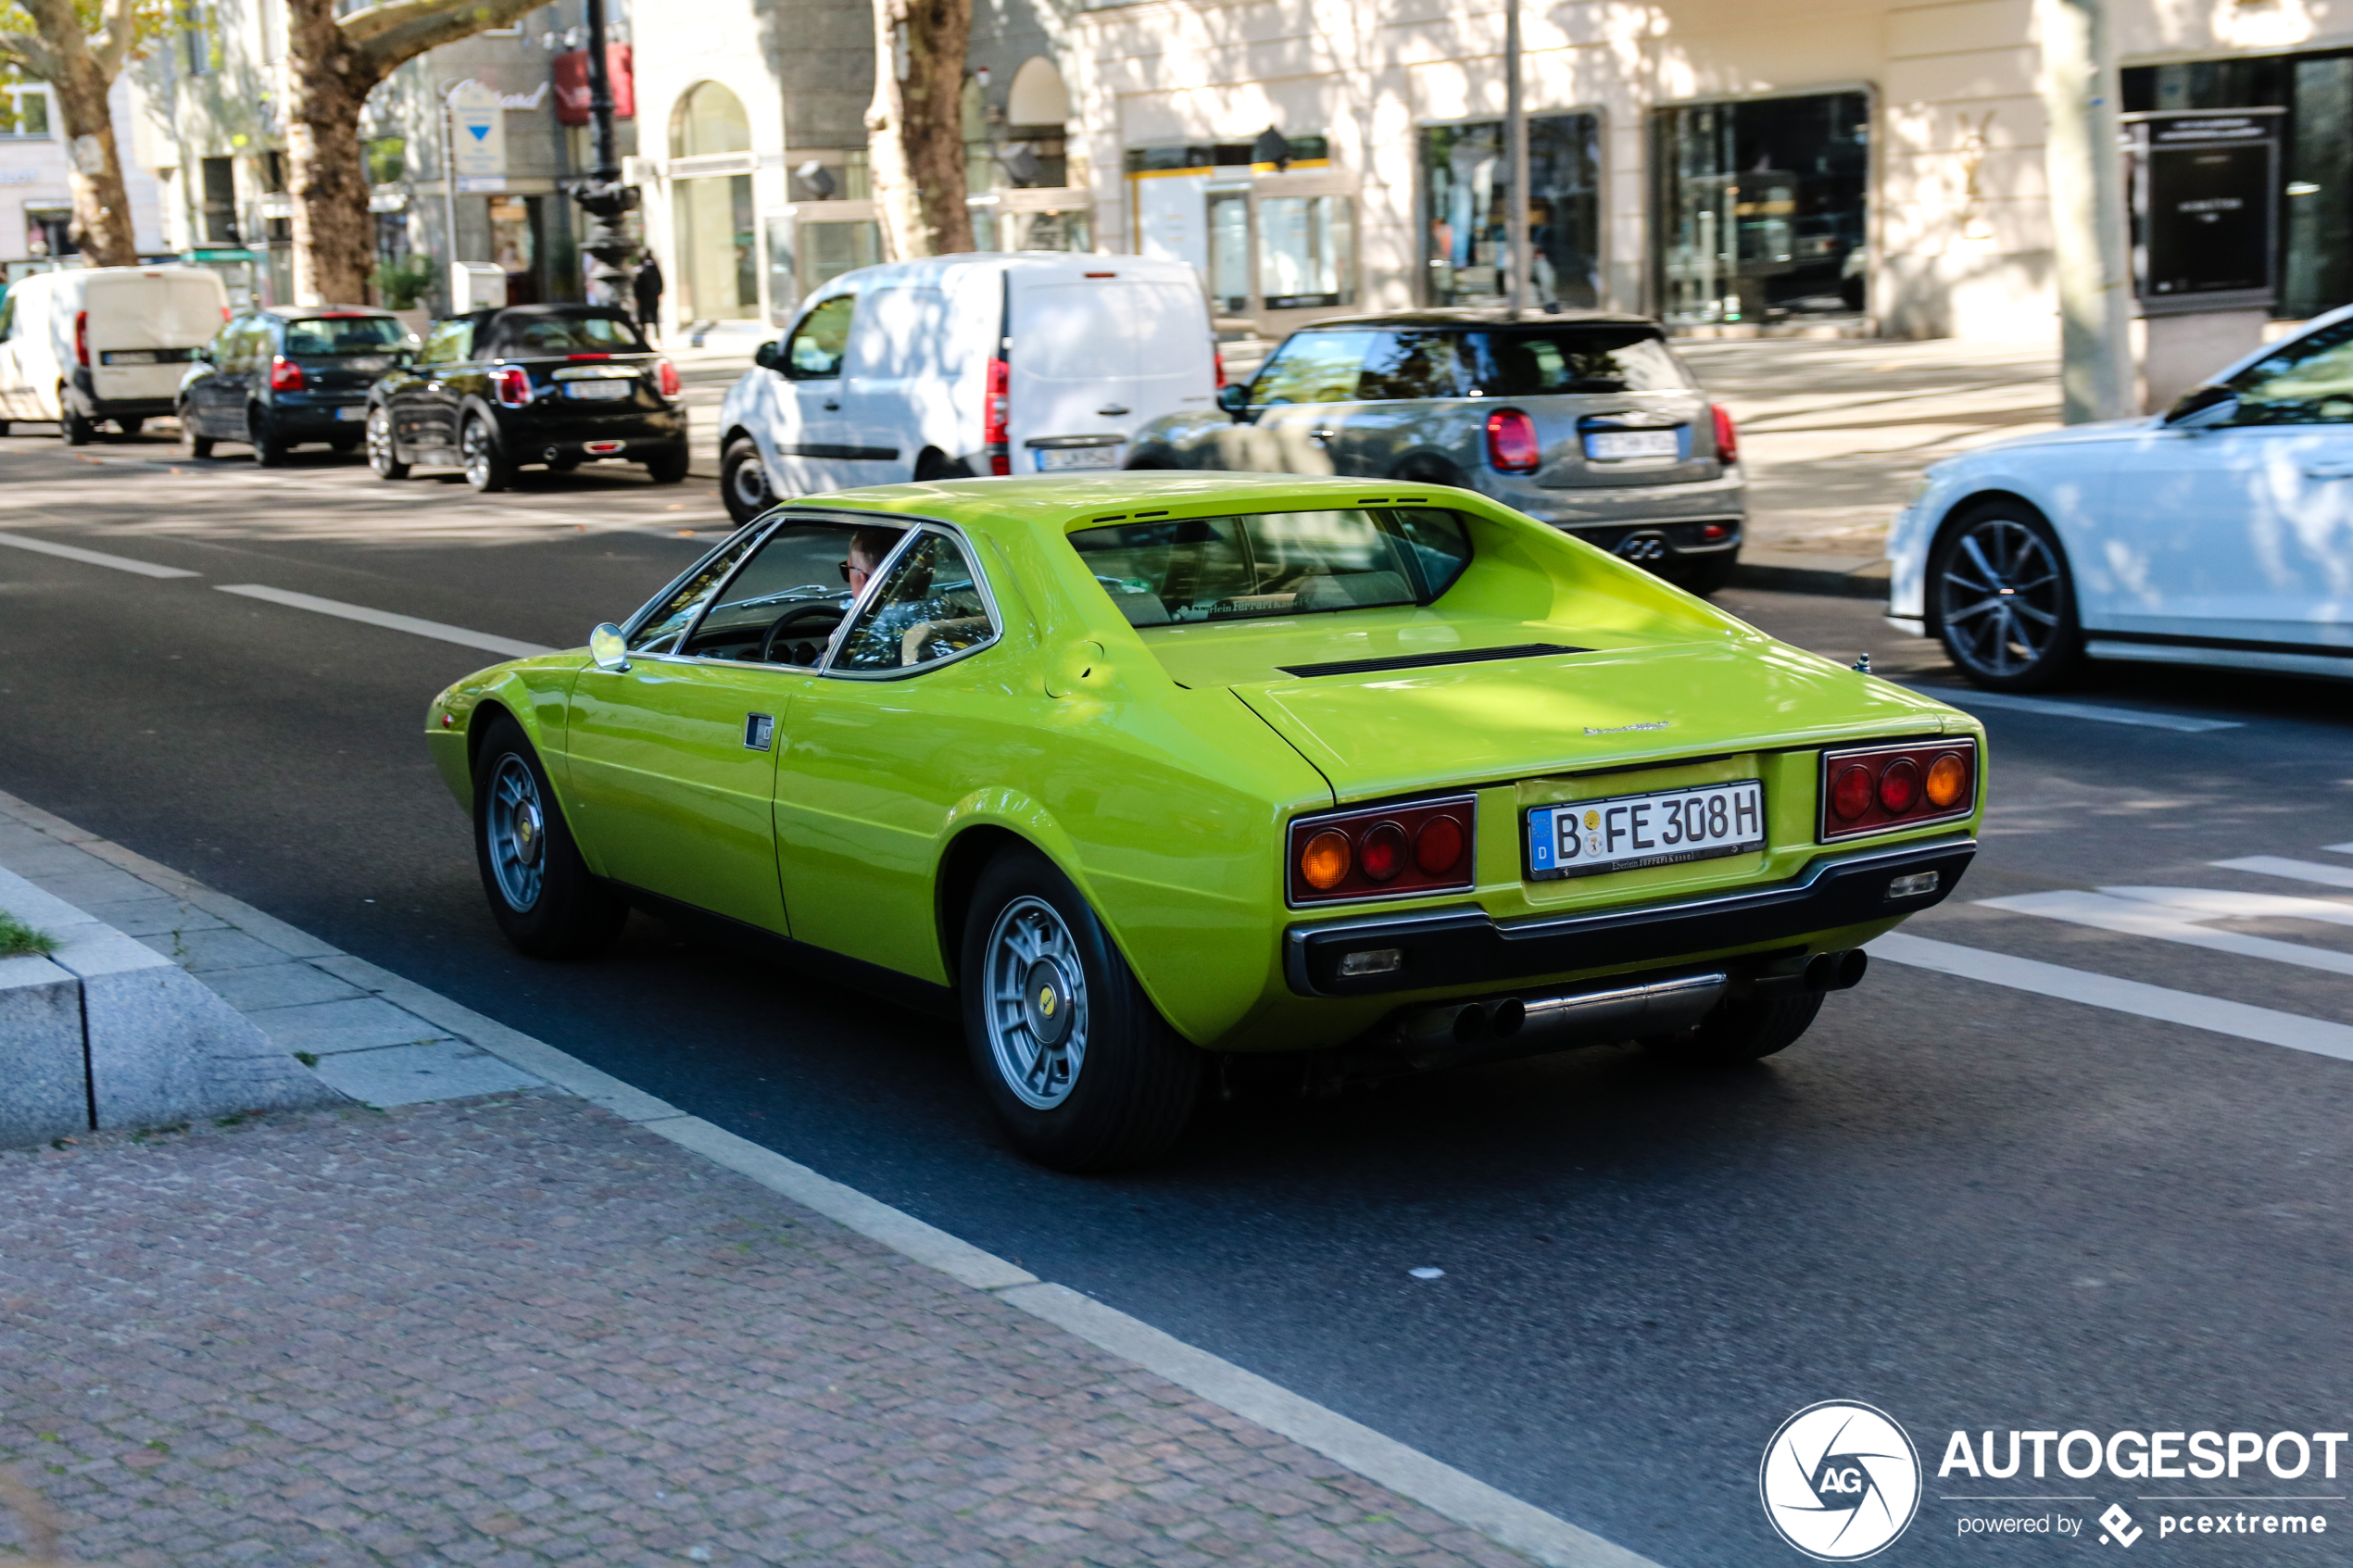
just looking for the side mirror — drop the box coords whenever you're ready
[2164,383,2238,427]
[589,622,631,672]
[194,346,214,365]
[753,340,783,371]
[1216,383,1251,419]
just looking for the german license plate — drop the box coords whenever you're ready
[1038,445,1120,471]
[1585,429,1680,461]
[1526,779,1765,881]
[567,380,634,400]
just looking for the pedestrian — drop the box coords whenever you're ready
[633,255,663,342]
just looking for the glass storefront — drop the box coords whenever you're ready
[2125,55,2353,320]
[1653,92,1869,325]
[670,82,759,320]
[1125,138,1352,320]
[1418,114,1601,308]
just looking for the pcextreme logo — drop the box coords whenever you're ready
[1761,1400,1925,1561]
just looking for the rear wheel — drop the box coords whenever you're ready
[961,847,1202,1171]
[643,445,689,484]
[460,414,513,492]
[249,405,290,467]
[472,715,627,959]
[1931,501,2081,691]
[365,406,408,479]
[1643,990,1823,1065]
[59,396,93,446]
[721,436,773,522]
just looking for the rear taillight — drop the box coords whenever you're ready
[656,357,680,397]
[490,366,531,408]
[1214,348,1227,389]
[1288,796,1476,906]
[1818,739,1977,841]
[1484,408,1540,473]
[74,310,88,367]
[983,356,1010,476]
[269,355,305,392]
[1712,403,1739,465]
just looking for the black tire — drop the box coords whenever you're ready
[365,405,408,479]
[0,419,9,436]
[912,447,958,482]
[1931,500,2082,692]
[116,417,144,438]
[1679,548,1740,596]
[180,408,213,459]
[720,435,774,522]
[1643,990,1824,1065]
[643,445,690,484]
[960,847,1202,1172]
[59,397,94,446]
[471,715,627,960]
[460,413,513,493]
[250,405,290,467]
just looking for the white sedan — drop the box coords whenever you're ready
[1888,305,2353,690]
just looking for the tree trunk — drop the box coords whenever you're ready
[19,0,135,266]
[864,0,972,260]
[284,0,376,305]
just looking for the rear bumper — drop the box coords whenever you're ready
[269,395,371,435]
[1282,834,1976,997]
[1480,468,1747,532]
[496,407,688,446]
[65,380,175,421]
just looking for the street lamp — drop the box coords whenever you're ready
[572,0,637,307]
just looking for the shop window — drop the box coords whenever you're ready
[1654,93,1869,325]
[1259,194,1353,309]
[799,220,881,295]
[670,82,758,320]
[1207,191,1251,312]
[1420,115,1600,309]
[200,156,238,245]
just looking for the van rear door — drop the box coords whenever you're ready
[1006,269,1211,474]
[85,272,224,405]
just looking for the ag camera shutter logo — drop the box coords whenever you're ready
[1760,1400,1922,1560]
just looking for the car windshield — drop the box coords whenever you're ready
[282,315,408,355]
[1068,508,1472,627]
[492,312,648,356]
[2221,319,2353,425]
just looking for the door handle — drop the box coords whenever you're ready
[1097,403,1130,416]
[1308,427,1336,444]
[823,398,840,410]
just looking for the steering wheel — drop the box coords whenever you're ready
[756,602,848,664]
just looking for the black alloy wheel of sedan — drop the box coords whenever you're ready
[1932,501,2082,691]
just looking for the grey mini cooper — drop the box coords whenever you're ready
[1126,308,1744,591]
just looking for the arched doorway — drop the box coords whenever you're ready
[671,82,758,320]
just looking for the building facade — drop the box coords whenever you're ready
[1,76,169,282]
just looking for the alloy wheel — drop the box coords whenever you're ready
[1937,517,2065,680]
[728,451,771,513]
[462,420,496,489]
[983,895,1088,1110]
[485,754,547,912]
[366,408,396,473]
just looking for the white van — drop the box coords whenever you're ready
[0,265,229,443]
[715,253,1219,521]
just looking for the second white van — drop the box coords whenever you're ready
[0,265,229,443]
[716,253,1218,521]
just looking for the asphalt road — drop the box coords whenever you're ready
[5,431,2352,1567]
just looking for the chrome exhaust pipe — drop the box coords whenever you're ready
[1798,949,1870,993]
[1390,972,1728,1066]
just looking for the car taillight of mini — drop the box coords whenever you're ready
[1818,738,1977,842]
[490,366,532,408]
[656,357,681,397]
[74,310,88,368]
[1485,408,1541,473]
[269,355,306,392]
[983,356,1010,476]
[1288,797,1476,905]
[1214,348,1227,389]
[1713,403,1739,465]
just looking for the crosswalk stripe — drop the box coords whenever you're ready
[1868,932,2353,1063]
[1974,890,2353,977]
[0,530,198,578]
[2100,885,2353,926]
[2326,843,2353,857]
[214,584,555,659]
[2214,856,2353,890]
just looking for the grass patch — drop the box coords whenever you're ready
[0,910,57,959]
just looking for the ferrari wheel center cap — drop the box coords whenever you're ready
[512,802,543,867]
[1024,959,1073,1047]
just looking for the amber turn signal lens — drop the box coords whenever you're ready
[1300,830,1352,891]
[1925,751,1969,809]
[1877,758,1921,814]
[1360,822,1408,882]
[1831,764,1873,821]
[1415,815,1466,874]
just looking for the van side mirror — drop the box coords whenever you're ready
[193,346,214,364]
[754,340,783,372]
[2165,383,2238,427]
[1216,383,1251,419]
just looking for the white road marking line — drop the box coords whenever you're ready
[214,583,554,659]
[2327,843,2353,857]
[1869,932,2353,1063]
[1975,890,2353,977]
[2101,885,2353,927]
[1895,683,2243,733]
[2214,855,2353,890]
[0,530,199,578]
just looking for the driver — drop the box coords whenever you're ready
[842,528,900,596]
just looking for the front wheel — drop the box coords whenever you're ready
[180,408,213,459]
[365,406,408,479]
[460,414,513,492]
[720,436,773,521]
[961,848,1202,1171]
[1643,990,1823,1065]
[1932,503,2082,691]
[472,716,627,959]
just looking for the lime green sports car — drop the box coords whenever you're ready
[426,473,1984,1169]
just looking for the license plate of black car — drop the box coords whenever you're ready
[1525,780,1765,880]
[567,381,634,400]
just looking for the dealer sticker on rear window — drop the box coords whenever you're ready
[1526,780,1766,881]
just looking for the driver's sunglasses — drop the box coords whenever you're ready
[837,560,852,583]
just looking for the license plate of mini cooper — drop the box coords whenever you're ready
[566,380,635,400]
[1526,780,1766,880]
[1584,429,1680,461]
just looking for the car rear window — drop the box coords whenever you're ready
[283,315,408,355]
[490,311,647,356]
[1069,508,1472,627]
[1463,327,1689,395]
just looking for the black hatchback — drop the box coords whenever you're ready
[365,305,688,492]
[179,307,414,465]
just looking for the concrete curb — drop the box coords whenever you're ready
[1730,556,1894,600]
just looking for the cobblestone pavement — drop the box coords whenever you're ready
[0,1095,1534,1568]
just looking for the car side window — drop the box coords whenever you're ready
[832,532,997,673]
[682,521,877,666]
[626,530,768,655]
[1250,330,1378,407]
[420,320,472,366]
[205,320,237,363]
[784,295,854,380]
[2221,320,2353,425]
[1355,330,1466,401]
